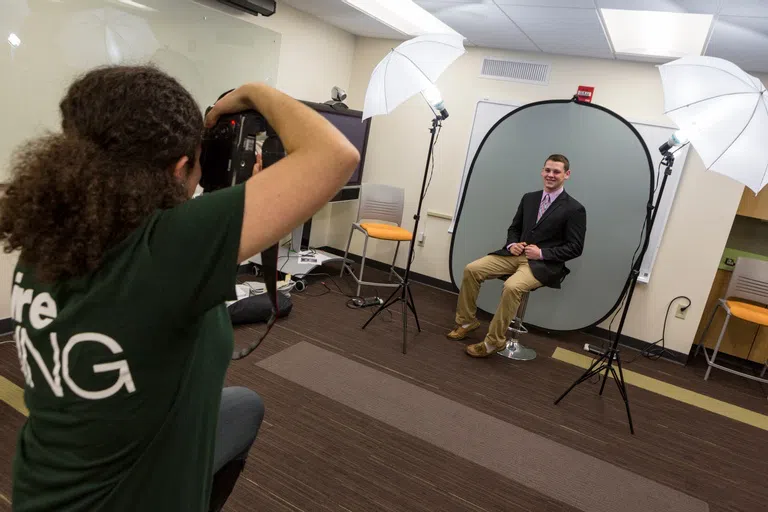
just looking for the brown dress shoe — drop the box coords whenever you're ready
[447,320,481,340]
[465,339,507,357]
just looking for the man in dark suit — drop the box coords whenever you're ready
[448,154,587,357]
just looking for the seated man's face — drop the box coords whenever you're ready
[541,160,570,192]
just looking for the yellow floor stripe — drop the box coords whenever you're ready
[0,374,28,417]
[552,347,768,431]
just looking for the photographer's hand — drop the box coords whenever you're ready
[205,88,256,128]
[252,151,263,176]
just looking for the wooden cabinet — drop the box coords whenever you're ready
[749,328,768,364]
[736,186,768,221]
[694,269,768,363]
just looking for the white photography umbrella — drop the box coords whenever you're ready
[362,33,465,120]
[359,32,465,354]
[658,56,768,194]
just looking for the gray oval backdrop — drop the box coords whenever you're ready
[450,100,653,332]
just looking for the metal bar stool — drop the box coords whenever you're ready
[497,289,537,361]
[694,257,768,385]
[340,184,411,297]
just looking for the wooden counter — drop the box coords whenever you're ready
[737,186,768,221]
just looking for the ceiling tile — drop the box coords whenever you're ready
[284,0,357,16]
[498,5,614,58]
[415,0,482,7]
[706,16,768,73]
[595,0,719,14]
[720,0,768,18]
[284,0,405,38]
[319,13,408,39]
[494,0,595,7]
[416,1,540,52]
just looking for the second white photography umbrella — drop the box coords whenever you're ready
[659,56,768,194]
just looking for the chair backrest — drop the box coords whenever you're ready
[725,257,768,306]
[357,184,405,226]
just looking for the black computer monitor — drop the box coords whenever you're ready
[302,101,370,186]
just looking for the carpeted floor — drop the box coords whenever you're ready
[0,263,767,511]
[258,342,707,512]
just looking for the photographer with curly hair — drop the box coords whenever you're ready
[0,66,359,512]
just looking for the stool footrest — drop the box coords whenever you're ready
[498,341,537,361]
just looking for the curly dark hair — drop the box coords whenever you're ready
[0,65,203,282]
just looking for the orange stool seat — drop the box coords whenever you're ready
[360,223,413,242]
[726,300,768,326]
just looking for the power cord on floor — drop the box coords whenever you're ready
[624,295,692,364]
[295,266,395,321]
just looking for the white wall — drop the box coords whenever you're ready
[0,1,357,319]
[327,37,751,355]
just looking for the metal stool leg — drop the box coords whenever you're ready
[390,241,400,281]
[705,312,731,381]
[340,225,354,278]
[498,293,537,361]
[356,235,370,297]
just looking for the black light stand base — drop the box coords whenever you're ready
[554,346,634,434]
[362,281,421,354]
[360,117,441,354]
[553,148,676,434]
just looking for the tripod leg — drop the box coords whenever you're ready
[402,291,408,354]
[362,285,402,330]
[598,362,611,396]
[379,286,401,310]
[614,358,634,434]
[406,284,421,332]
[555,354,608,405]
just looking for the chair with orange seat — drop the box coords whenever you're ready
[340,184,412,297]
[695,257,768,385]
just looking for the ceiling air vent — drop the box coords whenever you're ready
[480,57,551,85]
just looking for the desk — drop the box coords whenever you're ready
[248,185,361,276]
[248,247,346,277]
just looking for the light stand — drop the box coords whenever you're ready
[553,147,676,434]
[362,116,442,353]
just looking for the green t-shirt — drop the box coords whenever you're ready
[11,185,246,512]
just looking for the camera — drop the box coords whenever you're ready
[200,99,285,193]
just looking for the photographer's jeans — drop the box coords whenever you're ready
[209,387,265,512]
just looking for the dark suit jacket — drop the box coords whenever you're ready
[490,190,586,288]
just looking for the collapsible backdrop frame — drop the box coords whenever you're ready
[450,98,654,333]
[449,98,656,433]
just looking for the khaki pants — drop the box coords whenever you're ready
[455,255,543,344]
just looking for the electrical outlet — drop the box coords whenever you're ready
[675,305,687,320]
[417,232,426,246]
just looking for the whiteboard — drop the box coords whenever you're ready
[450,100,689,284]
[0,0,281,181]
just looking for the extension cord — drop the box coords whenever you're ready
[583,343,618,360]
[352,296,383,308]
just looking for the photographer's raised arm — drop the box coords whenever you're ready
[205,83,360,263]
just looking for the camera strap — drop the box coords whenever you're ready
[230,127,285,361]
[231,244,280,361]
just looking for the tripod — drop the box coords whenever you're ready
[554,150,676,434]
[362,117,441,353]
